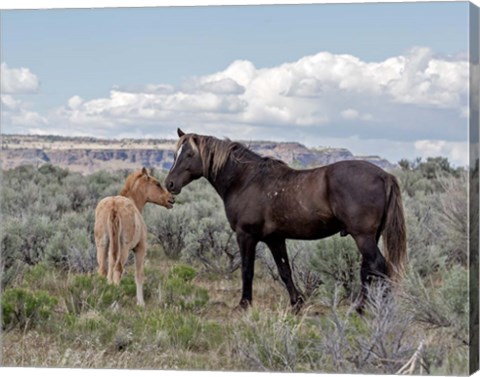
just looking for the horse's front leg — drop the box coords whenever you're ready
[236,231,258,309]
[133,240,147,307]
[265,237,304,312]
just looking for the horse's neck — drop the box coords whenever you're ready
[122,190,146,212]
[206,155,255,200]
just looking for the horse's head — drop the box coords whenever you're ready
[165,128,204,195]
[140,167,175,209]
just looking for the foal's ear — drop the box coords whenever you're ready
[177,128,185,137]
[141,167,149,176]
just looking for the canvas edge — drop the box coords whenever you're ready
[469,2,480,375]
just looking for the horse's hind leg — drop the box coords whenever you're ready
[265,238,303,311]
[352,234,389,313]
[95,237,108,277]
[107,246,115,283]
[133,240,146,307]
[113,246,129,285]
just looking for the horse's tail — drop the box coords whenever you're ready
[382,174,407,282]
[107,207,122,276]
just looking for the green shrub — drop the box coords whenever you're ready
[257,240,323,300]
[5,216,56,266]
[64,173,89,211]
[310,235,361,301]
[169,264,197,281]
[37,164,69,181]
[440,265,468,318]
[161,267,209,310]
[183,212,239,275]
[21,262,63,294]
[233,310,306,372]
[61,311,118,347]
[2,287,58,331]
[44,213,96,273]
[146,205,192,260]
[64,275,122,314]
[402,265,468,345]
[162,311,220,352]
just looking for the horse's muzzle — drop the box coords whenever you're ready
[166,197,175,209]
[166,180,181,195]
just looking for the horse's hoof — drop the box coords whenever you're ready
[291,297,305,314]
[233,298,251,312]
[354,300,365,315]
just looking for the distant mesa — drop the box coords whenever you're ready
[1,134,396,174]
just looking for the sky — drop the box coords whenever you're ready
[0,1,472,165]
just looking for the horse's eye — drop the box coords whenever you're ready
[187,152,194,158]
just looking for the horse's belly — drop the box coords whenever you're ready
[121,215,145,249]
[267,217,341,240]
[285,226,340,240]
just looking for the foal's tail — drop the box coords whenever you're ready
[107,208,122,275]
[382,175,407,282]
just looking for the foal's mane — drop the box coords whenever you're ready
[179,134,287,178]
[119,170,144,197]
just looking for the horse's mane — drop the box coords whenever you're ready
[119,170,144,197]
[179,134,287,178]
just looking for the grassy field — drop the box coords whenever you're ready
[1,160,471,374]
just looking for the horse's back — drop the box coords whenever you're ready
[325,160,389,197]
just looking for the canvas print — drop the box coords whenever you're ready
[1,2,478,375]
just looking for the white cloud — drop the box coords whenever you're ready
[1,94,21,110]
[68,95,84,110]
[50,47,467,135]
[1,63,39,94]
[2,100,48,128]
[2,49,469,165]
[200,78,245,95]
[112,83,175,94]
[198,60,257,88]
[1,64,46,131]
[340,108,373,121]
[388,47,468,109]
[414,139,469,166]
[10,110,48,127]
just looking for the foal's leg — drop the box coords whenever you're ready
[107,247,116,283]
[265,238,303,311]
[113,245,129,286]
[133,240,146,307]
[236,231,258,309]
[352,234,389,313]
[95,237,108,277]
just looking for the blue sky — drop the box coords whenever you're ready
[1,2,472,165]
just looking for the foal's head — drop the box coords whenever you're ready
[122,168,175,209]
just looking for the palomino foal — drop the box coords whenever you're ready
[94,168,174,306]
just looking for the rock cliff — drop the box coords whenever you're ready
[1,135,396,174]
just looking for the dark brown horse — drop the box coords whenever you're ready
[165,129,406,312]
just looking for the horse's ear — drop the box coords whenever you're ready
[177,128,185,137]
[141,167,148,176]
[149,167,155,176]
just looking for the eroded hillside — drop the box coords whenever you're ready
[1,134,396,173]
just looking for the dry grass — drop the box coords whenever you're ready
[1,240,469,375]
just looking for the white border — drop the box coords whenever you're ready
[1,1,476,377]
[0,0,472,10]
